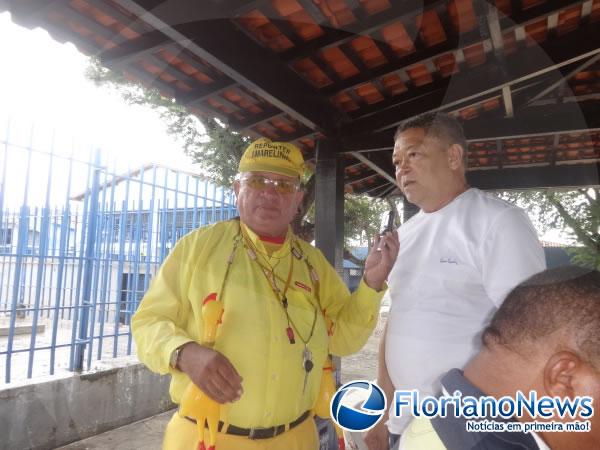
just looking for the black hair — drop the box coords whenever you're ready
[483,266,600,365]
[393,112,468,153]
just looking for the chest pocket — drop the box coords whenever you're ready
[285,288,328,356]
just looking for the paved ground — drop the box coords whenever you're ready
[55,311,388,449]
[0,316,134,383]
[341,310,386,384]
[56,410,174,450]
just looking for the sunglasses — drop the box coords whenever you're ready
[241,175,300,194]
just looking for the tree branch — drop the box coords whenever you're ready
[546,193,598,249]
[343,248,365,267]
[580,188,595,207]
[385,197,400,227]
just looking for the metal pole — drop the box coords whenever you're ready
[73,149,101,372]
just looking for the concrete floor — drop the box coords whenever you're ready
[55,410,174,450]
[1,316,135,383]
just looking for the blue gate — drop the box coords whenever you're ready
[0,120,237,383]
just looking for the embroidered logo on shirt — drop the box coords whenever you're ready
[294,281,312,292]
[440,257,459,265]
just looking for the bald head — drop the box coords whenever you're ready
[465,266,600,450]
[483,266,600,366]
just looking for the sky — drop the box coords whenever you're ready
[0,12,201,206]
[0,12,196,168]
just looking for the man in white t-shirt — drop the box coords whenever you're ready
[364,112,546,450]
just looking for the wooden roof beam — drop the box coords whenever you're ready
[468,164,600,190]
[524,53,600,106]
[115,0,340,134]
[351,160,600,193]
[342,22,600,134]
[279,0,448,63]
[342,101,600,152]
[348,151,396,185]
[322,0,585,97]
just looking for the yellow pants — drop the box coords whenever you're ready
[163,412,320,450]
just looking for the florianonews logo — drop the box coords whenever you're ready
[330,380,387,431]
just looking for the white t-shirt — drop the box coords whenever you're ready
[386,188,546,433]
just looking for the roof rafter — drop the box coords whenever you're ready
[342,101,600,152]
[279,0,447,62]
[348,151,396,185]
[321,0,585,96]
[342,22,600,135]
[524,53,600,106]
[114,0,341,134]
[468,164,600,190]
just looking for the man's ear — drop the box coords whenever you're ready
[543,351,581,398]
[233,180,240,197]
[447,143,464,170]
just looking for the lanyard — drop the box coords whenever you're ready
[241,228,318,347]
[215,220,324,395]
[217,221,323,348]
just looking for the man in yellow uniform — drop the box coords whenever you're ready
[132,138,399,450]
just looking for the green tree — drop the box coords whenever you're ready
[499,189,599,269]
[86,58,392,265]
[343,194,393,265]
[344,194,389,246]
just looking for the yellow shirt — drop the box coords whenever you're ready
[132,219,384,428]
[399,417,447,450]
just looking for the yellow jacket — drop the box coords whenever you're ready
[132,219,384,428]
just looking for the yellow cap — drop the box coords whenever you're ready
[239,138,304,179]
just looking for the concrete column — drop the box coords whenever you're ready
[314,138,344,397]
[403,196,420,223]
[315,138,344,274]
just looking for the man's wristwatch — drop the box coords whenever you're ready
[169,345,184,370]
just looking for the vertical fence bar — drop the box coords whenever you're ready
[0,119,10,257]
[182,174,190,234]
[127,167,145,354]
[160,168,169,261]
[211,183,217,223]
[171,170,179,247]
[202,179,208,226]
[220,185,226,221]
[4,125,34,383]
[192,175,199,229]
[26,209,38,315]
[57,153,73,324]
[230,191,237,218]
[105,160,120,328]
[124,199,135,327]
[69,156,93,371]
[51,202,72,370]
[46,206,60,308]
[66,207,78,322]
[85,160,108,369]
[27,137,54,377]
[0,208,10,310]
[155,198,163,270]
[73,149,101,372]
[112,167,131,358]
[96,163,118,360]
[143,165,157,294]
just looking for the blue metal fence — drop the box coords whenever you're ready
[0,121,237,383]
